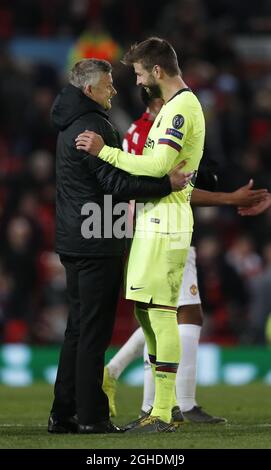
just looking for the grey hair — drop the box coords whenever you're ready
[69,59,112,90]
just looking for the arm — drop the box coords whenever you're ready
[88,156,192,200]
[75,119,172,197]
[75,106,190,178]
[92,159,172,199]
[238,193,271,216]
[98,143,175,177]
[76,132,179,177]
[191,180,268,207]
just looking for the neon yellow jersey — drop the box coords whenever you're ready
[99,88,205,233]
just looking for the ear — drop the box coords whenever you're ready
[153,65,163,79]
[84,84,92,98]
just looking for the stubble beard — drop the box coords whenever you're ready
[144,83,162,100]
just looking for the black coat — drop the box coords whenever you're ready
[51,84,171,257]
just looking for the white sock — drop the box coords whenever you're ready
[141,343,155,412]
[176,324,201,412]
[107,327,145,379]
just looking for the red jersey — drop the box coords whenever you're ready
[122,111,154,154]
[113,113,154,344]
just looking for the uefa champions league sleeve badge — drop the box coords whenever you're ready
[172,114,184,129]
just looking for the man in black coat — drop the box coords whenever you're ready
[48,58,190,434]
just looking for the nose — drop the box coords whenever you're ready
[112,86,117,96]
[136,77,142,86]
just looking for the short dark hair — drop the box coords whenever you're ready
[122,37,180,76]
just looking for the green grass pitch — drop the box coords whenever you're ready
[0,383,270,449]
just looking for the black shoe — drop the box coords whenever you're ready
[126,415,176,434]
[124,408,152,431]
[182,406,227,424]
[125,406,184,431]
[78,420,124,434]
[48,413,78,434]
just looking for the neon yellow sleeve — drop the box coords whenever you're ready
[98,144,179,177]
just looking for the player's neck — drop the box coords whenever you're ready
[161,76,188,103]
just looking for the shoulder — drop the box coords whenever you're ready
[77,112,108,133]
[168,93,204,129]
[69,113,118,143]
[170,91,200,111]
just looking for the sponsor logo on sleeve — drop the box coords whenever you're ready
[166,128,183,139]
[172,114,185,129]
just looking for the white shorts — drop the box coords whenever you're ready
[177,246,201,307]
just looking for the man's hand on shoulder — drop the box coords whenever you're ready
[168,160,194,192]
[75,130,105,155]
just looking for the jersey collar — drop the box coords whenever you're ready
[168,87,191,103]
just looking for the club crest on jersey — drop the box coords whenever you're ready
[190,284,198,296]
[156,115,163,128]
[172,114,184,129]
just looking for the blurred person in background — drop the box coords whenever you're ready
[48,57,189,435]
[0,216,38,342]
[244,241,271,344]
[196,236,248,342]
[238,193,271,344]
[226,235,263,279]
[33,252,67,344]
[0,262,12,341]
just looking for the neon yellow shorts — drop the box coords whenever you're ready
[124,231,192,307]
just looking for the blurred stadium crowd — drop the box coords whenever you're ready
[0,0,271,346]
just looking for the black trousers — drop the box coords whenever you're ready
[51,255,123,425]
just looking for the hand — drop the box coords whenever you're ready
[228,179,268,206]
[75,130,105,156]
[168,160,194,192]
[238,193,271,216]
